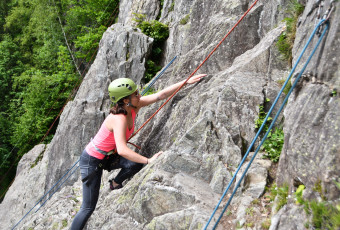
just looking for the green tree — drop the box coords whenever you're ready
[60,0,119,61]
[0,0,13,36]
[0,34,25,200]
[10,45,78,156]
[0,0,120,200]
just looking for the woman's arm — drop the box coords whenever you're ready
[111,115,161,163]
[138,74,206,107]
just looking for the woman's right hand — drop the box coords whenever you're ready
[148,151,163,163]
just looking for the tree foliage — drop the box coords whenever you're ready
[0,0,120,199]
[134,14,169,83]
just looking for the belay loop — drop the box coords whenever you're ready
[81,141,141,185]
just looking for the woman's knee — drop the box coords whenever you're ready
[79,206,95,218]
[130,162,143,171]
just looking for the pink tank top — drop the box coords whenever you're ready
[85,109,136,160]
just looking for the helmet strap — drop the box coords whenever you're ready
[127,97,137,109]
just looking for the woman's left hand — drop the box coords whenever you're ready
[187,74,207,84]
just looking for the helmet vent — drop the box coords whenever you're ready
[116,84,131,90]
[108,78,137,103]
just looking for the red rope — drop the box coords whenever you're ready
[129,0,259,141]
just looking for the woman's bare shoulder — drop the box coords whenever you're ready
[105,113,127,131]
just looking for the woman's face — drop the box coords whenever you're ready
[130,90,141,105]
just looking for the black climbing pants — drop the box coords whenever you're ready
[70,150,143,230]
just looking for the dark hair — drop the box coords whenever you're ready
[110,96,128,115]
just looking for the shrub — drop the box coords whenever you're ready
[295,183,340,229]
[276,0,304,64]
[134,15,169,83]
[255,99,284,163]
[276,184,289,211]
[305,201,340,229]
[261,127,284,163]
[137,20,169,43]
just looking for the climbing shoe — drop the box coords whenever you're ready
[109,179,123,190]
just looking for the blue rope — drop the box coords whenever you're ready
[11,56,177,229]
[141,56,177,95]
[34,165,80,213]
[32,57,178,213]
[212,22,329,230]
[204,19,328,230]
[11,160,80,230]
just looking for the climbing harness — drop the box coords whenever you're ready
[10,56,176,229]
[91,139,115,155]
[81,140,140,186]
[82,56,178,184]
[204,17,331,230]
[12,0,260,226]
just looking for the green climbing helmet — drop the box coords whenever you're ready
[108,78,137,103]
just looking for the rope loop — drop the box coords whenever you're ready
[316,0,334,35]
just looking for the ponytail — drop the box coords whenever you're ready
[110,97,128,115]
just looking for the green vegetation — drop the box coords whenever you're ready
[295,184,305,204]
[251,198,260,205]
[265,183,279,202]
[331,89,337,97]
[236,221,242,229]
[334,180,340,190]
[266,183,289,212]
[305,201,340,229]
[62,219,68,228]
[245,207,254,216]
[145,60,162,82]
[261,127,284,163]
[134,14,169,43]
[245,222,254,227]
[276,0,304,64]
[30,150,44,168]
[277,78,292,95]
[255,99,272,130]
[141,85,158,96]
[294,184,340,229]
[275,184,289,212]
[261,218,271,229]
[180,14,190,25]
[157,0,165,20]
[134,14,169,83]
[0,0,120,199]
[255,99,284,163]
[170,1,175,12]
[313,180,326,200]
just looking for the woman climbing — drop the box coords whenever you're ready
[71,74,206,230]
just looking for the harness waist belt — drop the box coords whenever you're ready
[91,138,115,156]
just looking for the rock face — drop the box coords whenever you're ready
[277,0,340,202]
[44,23,153,191]
[0,144,48,228]
[1,0,339,230]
